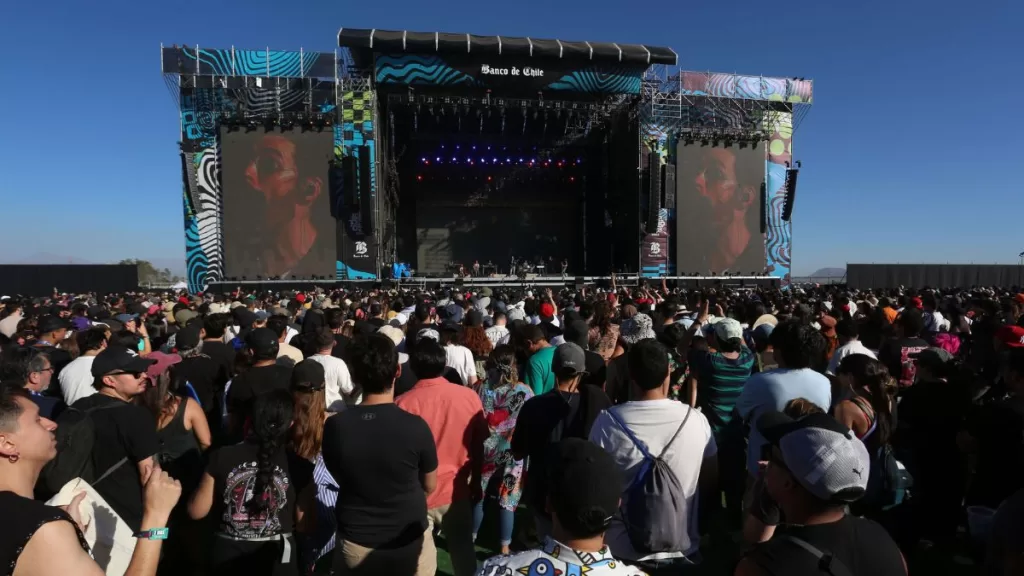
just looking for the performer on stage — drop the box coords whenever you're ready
[561,258,569,279]
[472,260,481,277]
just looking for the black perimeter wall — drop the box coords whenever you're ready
[0,265,139,296]
[847,264,1024,289]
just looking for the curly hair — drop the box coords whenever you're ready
[459,326,493,359]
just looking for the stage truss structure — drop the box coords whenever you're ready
[639,65,813,140]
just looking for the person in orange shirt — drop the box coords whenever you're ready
[397,338,487,576]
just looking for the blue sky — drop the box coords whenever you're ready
[1,0,1020,275]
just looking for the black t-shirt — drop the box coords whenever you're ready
[176,354,228,413]
[746,515,905,576]
[582,350,607,389]
[206,441,295,538]
[321,404,437,548]
[201,339,237,378]
[510,385,612,509]
[331,333,351,362]
[227,364,293,422]
[967,394,1024,506]
[71,394,159,531]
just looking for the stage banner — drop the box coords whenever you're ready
[675,142,766,275]
[336,208,379,280]
[374,54,645,94]
[219,127,338,280]
[640,208,671,276]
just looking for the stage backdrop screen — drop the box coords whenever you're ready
[219,127,337,279]
[675,143,765,275]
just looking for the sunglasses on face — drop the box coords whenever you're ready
[108,371,145,379]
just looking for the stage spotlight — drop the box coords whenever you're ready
[416,175,423,181]
[487,176,492,182]
[569,176,575,182]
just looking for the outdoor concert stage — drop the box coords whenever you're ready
[162,29,812,293]
[204,274,780,294]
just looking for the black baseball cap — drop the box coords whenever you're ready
[245,327,279,356]
[91,345,157,378]
[547,439,622,536]
[175,326,201,351]
[291,359,326,392]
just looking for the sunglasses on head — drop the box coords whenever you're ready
[292,381,325,392]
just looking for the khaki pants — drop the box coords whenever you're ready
[336,526,434,576]
[421,499,477,576]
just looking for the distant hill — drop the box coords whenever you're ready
[809,267,846,278]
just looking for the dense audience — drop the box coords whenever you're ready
[0,282,1023,575]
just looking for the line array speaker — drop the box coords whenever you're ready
[645,153,661,234]
[759,181,767,233]
[342,155,358,209]
[181,152,201,214]
[663,163,676,209]
[358,149,374,234]
[782,168,799,221]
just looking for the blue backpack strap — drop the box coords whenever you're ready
[606,408,653,460]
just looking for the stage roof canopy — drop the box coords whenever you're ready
[338,28,677,66]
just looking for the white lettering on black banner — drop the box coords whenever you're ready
[480,65,544,78]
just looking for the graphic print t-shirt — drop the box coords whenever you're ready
[878,337,929,387]
[207,441,294,539]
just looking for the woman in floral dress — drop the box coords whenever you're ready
[472,345,534,555]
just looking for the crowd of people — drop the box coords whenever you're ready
[0,280,1022,576]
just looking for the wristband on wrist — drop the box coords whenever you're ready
[133,528,169,540]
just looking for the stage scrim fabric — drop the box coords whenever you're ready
[846,264,1024,289]
[675,143,765,275]
[219,127,337,280]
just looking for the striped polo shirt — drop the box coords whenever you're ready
[689,347,755,436]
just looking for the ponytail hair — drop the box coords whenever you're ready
[248,389,294,514]
[837,354,897,444]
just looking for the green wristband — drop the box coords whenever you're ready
[133,528,169,540]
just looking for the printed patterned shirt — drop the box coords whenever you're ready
[477,537,648,576]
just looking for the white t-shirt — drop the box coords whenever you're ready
[445,344,478,386]
[59,355,97,405]
[827,340,878,375]
[309,353,356,409]
[589,399,717,562]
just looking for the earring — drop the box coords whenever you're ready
[7,455,18,464]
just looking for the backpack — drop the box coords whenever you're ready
[37,403,130,500]
[849,397,913,510]
[864,443,913,510]
[606,406,693,555]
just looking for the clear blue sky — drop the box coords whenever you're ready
[2,0,1020,275]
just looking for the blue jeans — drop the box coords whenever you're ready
[472,501,515,547]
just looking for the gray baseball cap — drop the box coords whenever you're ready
[553,342,587,377]
[712,317,744,341]
[757,412,870,503]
